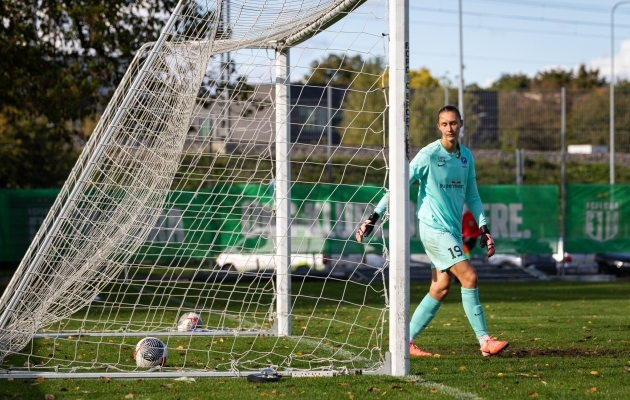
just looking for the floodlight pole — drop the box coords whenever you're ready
[610,1,630,185]
[458,0,465,145]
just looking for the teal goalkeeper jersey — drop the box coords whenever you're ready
[374,139,487,238]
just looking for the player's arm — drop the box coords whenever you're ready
[356,150,427,243]
[355,193,387,242]
[464,155,495,257]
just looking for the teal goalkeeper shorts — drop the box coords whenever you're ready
[419,221,468,272]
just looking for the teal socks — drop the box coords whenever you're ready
[461,287,488,339]
[409,294,442,340]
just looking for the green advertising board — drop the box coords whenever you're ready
[475,185,559,255]
[0,184,563,263]
[565,184,630,253]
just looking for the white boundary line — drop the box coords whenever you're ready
[407,374,483,400]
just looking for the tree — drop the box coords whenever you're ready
[0,0,178,188]
[409,68,440,89]
[490,73,530,90]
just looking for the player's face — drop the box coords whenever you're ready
[437,111,462,143]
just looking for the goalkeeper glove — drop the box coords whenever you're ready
[479,225,495,257]
[355,212,379,243]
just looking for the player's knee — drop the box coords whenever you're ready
[429,285,450,301]
[460,274,478,288]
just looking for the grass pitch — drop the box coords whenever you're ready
[1,280,630,399]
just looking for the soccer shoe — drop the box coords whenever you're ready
[409,342,433,357]
[480,338,509,356]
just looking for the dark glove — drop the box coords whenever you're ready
[355,212,379,243]
[479,225,495,257]
[463,237,477,250]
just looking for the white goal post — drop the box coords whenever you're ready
[0,0,410,378]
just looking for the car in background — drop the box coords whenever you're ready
[595,253,630,276]
[215,237,386,276]
[215,237,328,274]
[554,253,599,275]
[484,254,558,273]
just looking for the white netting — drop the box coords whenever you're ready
[0,0,393,376]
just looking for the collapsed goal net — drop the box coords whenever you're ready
[0,0,409,378]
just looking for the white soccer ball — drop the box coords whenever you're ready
[177,312,203,332]
[133,337,167,368]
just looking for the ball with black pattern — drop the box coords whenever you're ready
[133,337,167,367]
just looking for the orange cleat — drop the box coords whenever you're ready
[409,342,433,357]
[480,338,509,356]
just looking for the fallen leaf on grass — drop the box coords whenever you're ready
[44,394,55,400]
[459,366,466,371]
[481,384,488,390]
[586,387,597,393]
[590,371,599,376]
[36,377,45,384]
[528,391,539,397]
[367,387,380,392]
[430,387,438,393]
[160,384,172,389]
[125,393,134,399]
[624,366,630,372]
[100,376,111,383]
[346,392,354,400]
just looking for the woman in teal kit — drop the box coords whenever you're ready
[355,105,509,357]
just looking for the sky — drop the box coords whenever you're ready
[409,0,630,88]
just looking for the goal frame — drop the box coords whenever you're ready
[0,0,410,378]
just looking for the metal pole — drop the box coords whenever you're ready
[610,2,630,185]
[275,48,291,337]
[560,87,566,275]
[458,0,465,144]
[327,86,333,184]
[389,0,410,376]
[515,149,522,185]
[444,86,449,106]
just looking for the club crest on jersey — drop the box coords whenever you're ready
[437,156,446,167]
[460,156,467,165]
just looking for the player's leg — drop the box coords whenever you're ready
[450,260,509,356]
[408,268,451,356]
[407,225,459,356]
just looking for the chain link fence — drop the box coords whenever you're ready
[408,87,630,184]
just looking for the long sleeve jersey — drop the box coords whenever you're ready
[374,139,487,238]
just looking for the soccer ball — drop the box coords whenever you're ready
[177,312,203,332]
[133,337,167,368]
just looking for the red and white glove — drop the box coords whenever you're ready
[355,212,379,243]
[479,225,495,257]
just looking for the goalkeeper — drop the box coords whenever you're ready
[355,105,508,357]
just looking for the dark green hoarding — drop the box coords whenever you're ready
[565,185,630,253]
